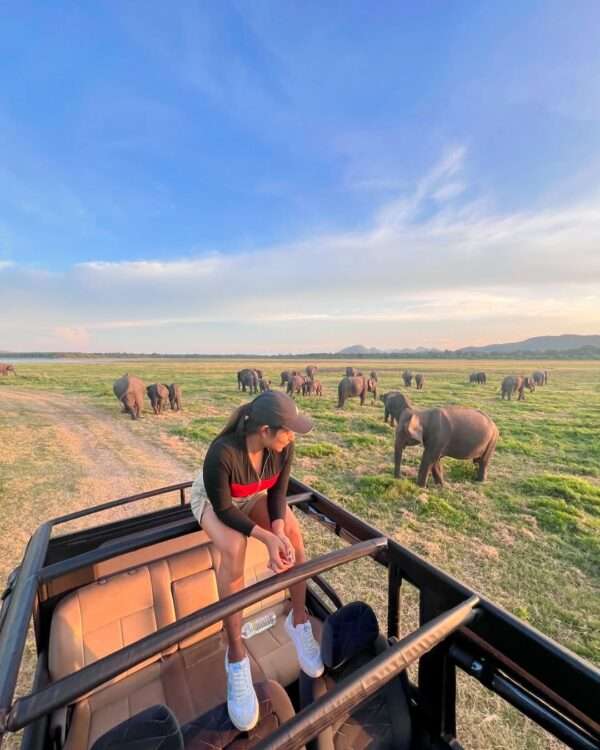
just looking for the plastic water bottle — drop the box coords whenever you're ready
[241,612,277,639]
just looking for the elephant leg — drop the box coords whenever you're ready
[417,449,438,487]
[431,461,444,485]
[394,441,404,478]
[477,433,498,481]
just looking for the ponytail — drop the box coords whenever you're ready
[215,400,267,439]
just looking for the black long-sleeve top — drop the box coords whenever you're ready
[202,431,294,536]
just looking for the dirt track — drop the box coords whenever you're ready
[0,390,193,579]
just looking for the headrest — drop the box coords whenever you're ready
[321,601,379,670]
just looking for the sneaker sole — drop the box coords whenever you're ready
[228,698,259,732]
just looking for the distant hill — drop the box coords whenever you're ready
[457,334,600,354]
[338,344,440,355]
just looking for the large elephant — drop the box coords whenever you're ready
[402,370,413,387]
[280,370,296,387]
[345,366,358,377]
[305,365,318,379]
[380,391,412,426]
[168,383,182,411]
[113,374,145,419]
[238,368,259,393]
[287,374,306,397]
[147,383,169,414]
[394,406,499,486]
[415,373,425,390]
[501,375,535,401]
[0,363,16,376]
[337,375,367,408]
[531,370,547,386]
[469,371,487,384]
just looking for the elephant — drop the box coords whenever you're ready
[147,383,169,414]
[287,374,306,396]
[469,371,487,384]
[380,391,412,426]
[415,373,425,390]
[531,370,547,386]
[303,378,323,397]
[402,370,413,387]
[280,370,297,387]
[366,376,378,401]
[168,383,182,411]
[345,366,358,377]
[369,370,378,382]
[305,365,318,379]
[501,375,535,401]
[238,368,259,393]
[394,406,499,486]
[259,377,272,392]
[544,369,549,385]
[113,374,145,419]
[338,375,367,408]
[0,363,16,376]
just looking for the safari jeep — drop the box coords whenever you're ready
[0,478,598,749]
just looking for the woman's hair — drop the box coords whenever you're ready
[215,400,279,439]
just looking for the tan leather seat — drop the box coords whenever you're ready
[49,532,318,750]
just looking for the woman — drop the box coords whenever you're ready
[190,390,323,731]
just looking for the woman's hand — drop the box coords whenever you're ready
[271,519,295,566]
[264,532,293,573]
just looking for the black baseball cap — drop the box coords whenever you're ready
[250,391,313,434]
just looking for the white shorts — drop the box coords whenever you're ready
[190,473,266,525]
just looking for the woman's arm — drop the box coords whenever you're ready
[266,443,294,529]
[203,447,256,536]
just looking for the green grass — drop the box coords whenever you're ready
[2,357,599,750]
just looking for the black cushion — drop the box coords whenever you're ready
[321,602,379,670]
[90,704,183,750]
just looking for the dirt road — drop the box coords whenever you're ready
[0,389,194,580]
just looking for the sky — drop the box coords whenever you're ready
[1,1,600,354]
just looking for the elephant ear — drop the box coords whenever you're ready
[406,413,424,443]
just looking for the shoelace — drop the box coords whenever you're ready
[298,623,320,659]
[229,662,252,701]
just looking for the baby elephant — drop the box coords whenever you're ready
[259,377,272,392]
[147,383,169,414]
[394,406,498,486]
[168,383,182,410]
[501,375,535,401]
[380,391,412,426]
[415,373,425,390]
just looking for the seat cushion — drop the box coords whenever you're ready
[64,632,267,750]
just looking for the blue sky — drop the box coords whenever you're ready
[1,1,600,352]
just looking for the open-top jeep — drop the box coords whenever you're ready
[0,478,598,749]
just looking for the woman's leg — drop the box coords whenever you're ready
[248,499,308,626]
[200,505,247,662]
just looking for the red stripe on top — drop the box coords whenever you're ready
[230,472,280,498]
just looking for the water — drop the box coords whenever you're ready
[241,611,277,639]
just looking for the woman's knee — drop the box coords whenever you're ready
[220,532,247,573]
[284,511,303,547]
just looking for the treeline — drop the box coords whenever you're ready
[3,347,600,360]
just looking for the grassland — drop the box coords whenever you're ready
[1,358,598,749]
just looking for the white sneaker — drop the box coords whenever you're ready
[285,611,324,678]
[225,650,259,731]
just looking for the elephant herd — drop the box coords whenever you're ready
[113,374,182,419]
[468,369,550,401]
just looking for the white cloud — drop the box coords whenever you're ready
[2,147,600,352]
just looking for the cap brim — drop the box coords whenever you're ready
[284,412,313,434]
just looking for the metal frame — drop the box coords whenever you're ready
[0,478,598,750]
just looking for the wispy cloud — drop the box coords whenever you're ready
[2,148,600,352]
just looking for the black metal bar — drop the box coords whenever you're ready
[7,537,387,731]
[48,481,193,526]
[39,518,199,583]
[418,590,457,740]
[179,487,186,506]
[450,645,599,750]
[19,653,50,750]
[310,574,343,610]
[0,523,51,740]
[253,595,479,750]
[490,673,599,750]
[387,560,402,640]
[387,540,600,728]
